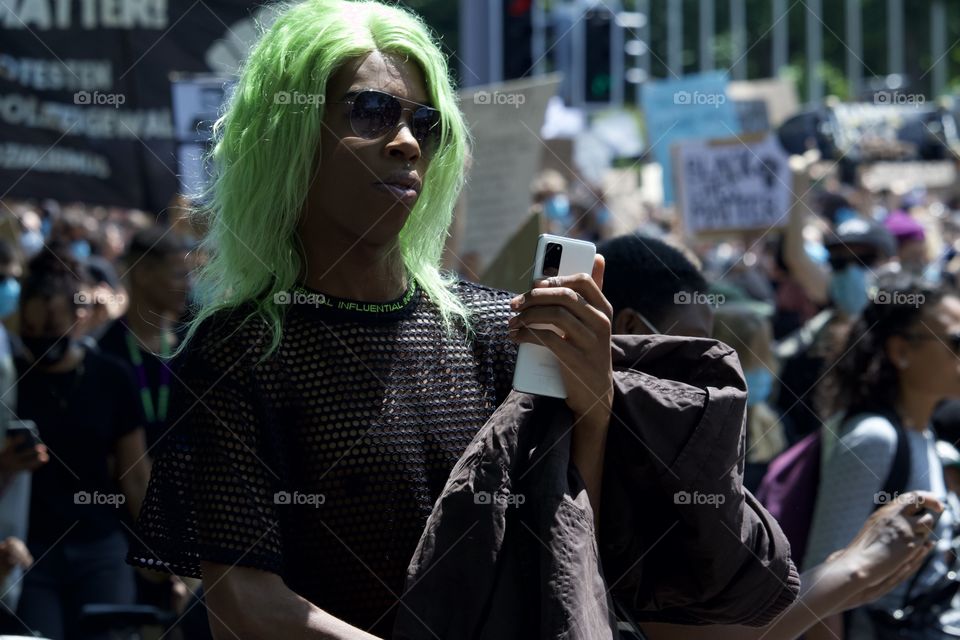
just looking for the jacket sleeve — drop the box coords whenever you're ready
[599,335,800,627]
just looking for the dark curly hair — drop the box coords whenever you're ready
[822,276,949,419]
[598,234,706,327]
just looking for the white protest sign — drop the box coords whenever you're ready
[459,75,562,272]
[675,134,792,234]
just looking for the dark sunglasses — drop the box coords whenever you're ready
[338,89,442,151]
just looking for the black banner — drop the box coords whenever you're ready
[0,0,270,210]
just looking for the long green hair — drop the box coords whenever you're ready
[180,0,472,359]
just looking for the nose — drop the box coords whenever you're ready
[383,116,421,165]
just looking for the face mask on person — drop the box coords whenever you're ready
[21,335,72,366]
[744,368,774,407]
[70,240,91,261]
[20,230,43,258]
[833,207,859,226]
[543,194,570,222]
[0,277,20,319]
[829,264,870,317]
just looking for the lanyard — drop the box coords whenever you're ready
[123,324,171,424]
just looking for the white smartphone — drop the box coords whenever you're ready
[511,234,597,399]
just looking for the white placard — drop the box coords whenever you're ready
[459,75,562,271]
[675,134,792,234]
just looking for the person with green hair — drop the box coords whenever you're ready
[127,0,615,637]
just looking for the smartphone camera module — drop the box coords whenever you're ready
[542,242,563,278]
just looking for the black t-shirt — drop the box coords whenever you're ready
[16,347,145,545]
[128,279,517,636]
[98,318,171,449]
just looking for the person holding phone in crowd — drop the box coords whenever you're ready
[127,1,615,637]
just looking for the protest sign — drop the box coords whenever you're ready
[641,71,741,204]
[459,75,561,272]
[674,134,792,234]
[727,78,800,127]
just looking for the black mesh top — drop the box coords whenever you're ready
[127,278,517,635]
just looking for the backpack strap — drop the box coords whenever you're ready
[876,409,911,509]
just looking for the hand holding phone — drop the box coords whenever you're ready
[511,234,598,399]
[1,420,47,473]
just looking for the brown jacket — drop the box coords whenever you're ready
[394,334,800,639]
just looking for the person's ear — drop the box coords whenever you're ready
[613,308,649,336]
[886,334,911,370]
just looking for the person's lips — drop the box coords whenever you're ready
[373,172,422,204]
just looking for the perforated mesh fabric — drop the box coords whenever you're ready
[127,279,517,634]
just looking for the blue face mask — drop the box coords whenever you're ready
[829,265,870,318]
[833,207,859,226]
[744,368,774,407]
[0,277,19,319]
[70,240,91,261]
[543,194,570,223]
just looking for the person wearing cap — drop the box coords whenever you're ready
[776,216,897,441]
[883,210,928,276]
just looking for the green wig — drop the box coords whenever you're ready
[180,0,472,359]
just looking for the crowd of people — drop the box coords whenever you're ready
[0,0,959,638]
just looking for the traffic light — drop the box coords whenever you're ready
[502,0,534,80]
[583,5,613,103]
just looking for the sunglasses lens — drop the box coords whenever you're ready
[413,107,442,150]
[350,91,401,139]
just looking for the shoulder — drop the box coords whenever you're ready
[83,346,136,382]
[838,413,900,458]
[180,303,274,374]
[452,279,514,330]
[95,319,125,355]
